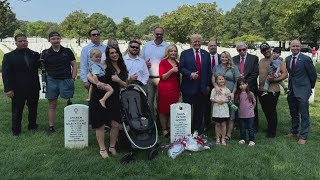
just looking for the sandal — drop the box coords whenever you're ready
[215,139,221,145]
[108,147,117,156]
[99,149,109,159]
[221,140,227,146]
[225,135,231,142]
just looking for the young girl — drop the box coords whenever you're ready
[87,48,114,108]
[210,74,231,145]
[235,78,256,146]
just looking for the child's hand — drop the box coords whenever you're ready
[274,73,279,78]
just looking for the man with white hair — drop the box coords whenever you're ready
[179,34,211,133]
[233,42,259,131]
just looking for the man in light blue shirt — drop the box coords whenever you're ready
[141,27,169,120]
[124,40,149,85]
[80,28,106,90]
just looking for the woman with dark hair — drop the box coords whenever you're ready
[88,46,128,158]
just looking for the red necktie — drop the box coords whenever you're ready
[240,56,245,74]
[212,55,216,69]
[291,56,296,72]
[196,50,201,75]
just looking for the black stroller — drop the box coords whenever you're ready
[119,81,159,164]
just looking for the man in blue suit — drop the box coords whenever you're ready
[286,39,317,145]
[179,34,211,133]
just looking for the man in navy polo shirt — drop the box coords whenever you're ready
[41,32,77,133]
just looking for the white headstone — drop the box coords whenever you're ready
[170,103,192,143]
[38,74,46,99]
[64,104,89,148]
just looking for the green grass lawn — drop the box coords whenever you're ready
[0,70,320,179]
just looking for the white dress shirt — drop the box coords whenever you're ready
[141,40,169,77]
[123,54,149,85]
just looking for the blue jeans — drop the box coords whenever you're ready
[287,93,310,140]
[240,117,255,142]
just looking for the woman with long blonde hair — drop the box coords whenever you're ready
[212,51,240,142]
[157,44,180,137]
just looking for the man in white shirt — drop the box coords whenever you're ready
[80,28,106,90]
[123,40,149,85]
[141,27,169,119]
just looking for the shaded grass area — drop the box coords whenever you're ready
[0,75,320,179]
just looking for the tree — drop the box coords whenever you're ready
[87,13,117,40]
[221,0,263,41]
[161,3,223,43]
[27,21,47,38]
[0,7,18,40]
[116,17,138,41]
[137,15,160,40]
[283,0,320,43]
[61,10,89,45]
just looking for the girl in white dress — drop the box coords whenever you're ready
[210,74,231,145]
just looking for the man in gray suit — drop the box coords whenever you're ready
[286,39,317,145]
[233,42,259,131]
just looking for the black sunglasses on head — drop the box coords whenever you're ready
[91,33,100,36]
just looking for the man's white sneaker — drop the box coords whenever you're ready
[238,139,245,144]
[248,141,255,146]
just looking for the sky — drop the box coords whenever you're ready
[9,0,240,24]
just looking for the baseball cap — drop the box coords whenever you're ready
[48,32,61,39]
[260,43,270,51]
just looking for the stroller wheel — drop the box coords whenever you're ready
[148,148,159,160]
[121,153,134,164]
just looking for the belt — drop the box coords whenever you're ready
[149,76,159,78]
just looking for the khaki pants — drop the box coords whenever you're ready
[147,77,160,120]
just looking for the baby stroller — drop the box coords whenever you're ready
[119,81,159,164]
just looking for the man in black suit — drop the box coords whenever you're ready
[2,34,41,136]
[203,40,221,132]
[232,42,259,130]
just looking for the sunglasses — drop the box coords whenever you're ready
[155,33,163,36]
[91,33,100,37]
[237,48,246,52]
[130,45,140,49]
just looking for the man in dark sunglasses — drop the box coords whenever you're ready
[232,42,259,131]
[123,40,149,85]
[80,28,106,98]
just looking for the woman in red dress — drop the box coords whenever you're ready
[158,44,180,137]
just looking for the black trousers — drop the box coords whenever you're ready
[11,91,39,135]
[203,91,212,131]
[258,91,280,136]
[182,92,205,132]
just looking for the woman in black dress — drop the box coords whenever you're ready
[89,46,128,158]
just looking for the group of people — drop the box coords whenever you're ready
[2,26,317,159]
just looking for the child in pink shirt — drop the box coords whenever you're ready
[235,78,256,146]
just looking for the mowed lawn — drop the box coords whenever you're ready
[0,65,320,179]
